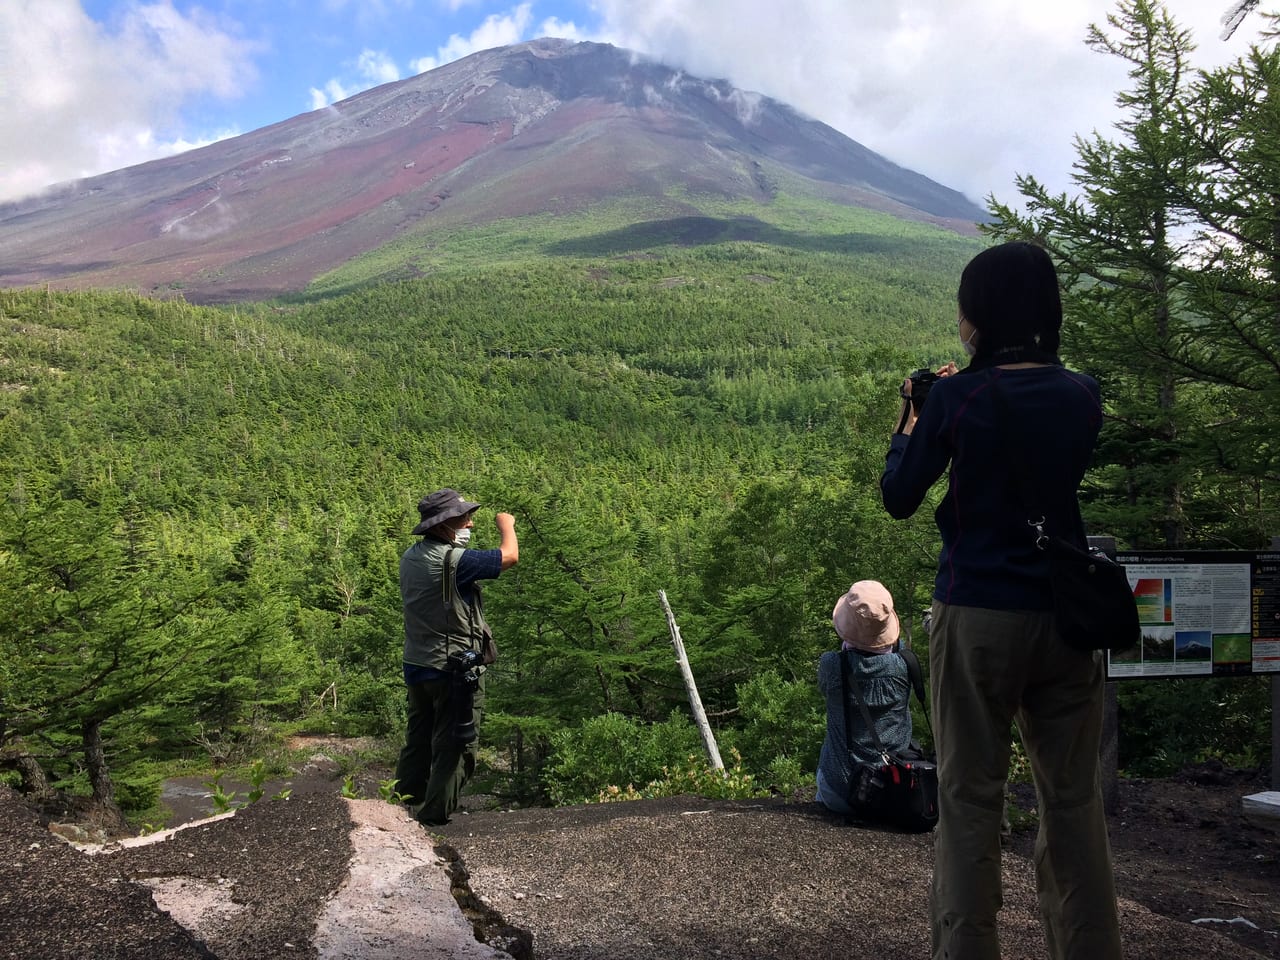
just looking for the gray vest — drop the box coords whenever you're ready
[400,539,490,669]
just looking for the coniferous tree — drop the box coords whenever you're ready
[1220,1,1262,41]
[1174,19,1280,541]
[986,0,1279,547]
[0,491,217,822]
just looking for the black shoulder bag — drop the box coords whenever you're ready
[840,651,939,832]
[987,372,1140,652]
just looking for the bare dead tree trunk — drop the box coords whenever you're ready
[659,590,723,771]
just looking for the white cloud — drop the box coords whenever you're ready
[583,0,1258,206]
[0,0,256,203]
[309,79,355,110]
[96,127,239,173]
[357,49,402,85]
[409,2,535,73]
[538,16,591,42]
[2,0,1261,212]
[308,48,402,109]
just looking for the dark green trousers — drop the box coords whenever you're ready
[929,602,1121,960]
[394,673,484,825]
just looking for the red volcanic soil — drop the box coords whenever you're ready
[0,39,984,303]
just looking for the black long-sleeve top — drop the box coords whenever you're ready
[880,364,1102,611]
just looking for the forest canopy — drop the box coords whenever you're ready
[1,0,1276,818]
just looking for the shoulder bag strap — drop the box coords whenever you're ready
[442,547,468,658]
[442,547,460,610]
[897,645,934,735]
[898,646,926,711]
[840,650,891,761]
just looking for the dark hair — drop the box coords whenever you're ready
[957,241,1062,358]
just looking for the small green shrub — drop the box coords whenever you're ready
[331,674,404,737]
[378,777,411,804]
[115,775,163,812]
[543,710,703,805]
[1006,798,1039,833]
[1118,677,1270,776]
[733,671,824,776]
[762,755,812,797]
[480,712,561,806]
[594,749,768,803]
[204,771,237,814]
[244,759,269,804]
[1008,735,1033,784]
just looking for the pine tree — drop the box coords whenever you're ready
[986,0,1279,547]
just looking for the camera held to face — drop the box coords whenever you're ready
[447,649,483,744]
[902,368,940,414]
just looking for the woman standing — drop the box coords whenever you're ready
[879,242,1121,960]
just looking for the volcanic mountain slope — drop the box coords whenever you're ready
[0,38,986,303]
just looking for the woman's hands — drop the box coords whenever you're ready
[894,361,959,436]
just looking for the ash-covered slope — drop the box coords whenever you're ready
[0,39,985,303]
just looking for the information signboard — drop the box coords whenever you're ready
[1108,551,1280,679]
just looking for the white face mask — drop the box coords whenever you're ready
[959,321,978,357]
[452,527,472,547]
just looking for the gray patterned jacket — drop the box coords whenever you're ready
[815,649,913,808]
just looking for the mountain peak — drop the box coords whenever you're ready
[0,40,984,303]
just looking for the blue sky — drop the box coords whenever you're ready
[0,1,1260,207]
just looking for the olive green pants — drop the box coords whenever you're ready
[394,672,484,826]
[929,602,1121,960]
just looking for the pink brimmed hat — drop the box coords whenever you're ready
[832,580,901,653]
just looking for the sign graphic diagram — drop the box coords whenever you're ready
[1108,551,1279,679]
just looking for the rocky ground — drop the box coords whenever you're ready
[0,754,1276,960]
[439,770,1280,960]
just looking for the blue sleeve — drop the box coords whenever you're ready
[454,548,503,591]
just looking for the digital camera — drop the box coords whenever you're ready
[902,367,940,414]
[446,649,483,744]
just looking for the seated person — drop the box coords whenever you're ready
[815,580,914,814]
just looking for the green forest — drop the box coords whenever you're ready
[1,0,1276,826]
